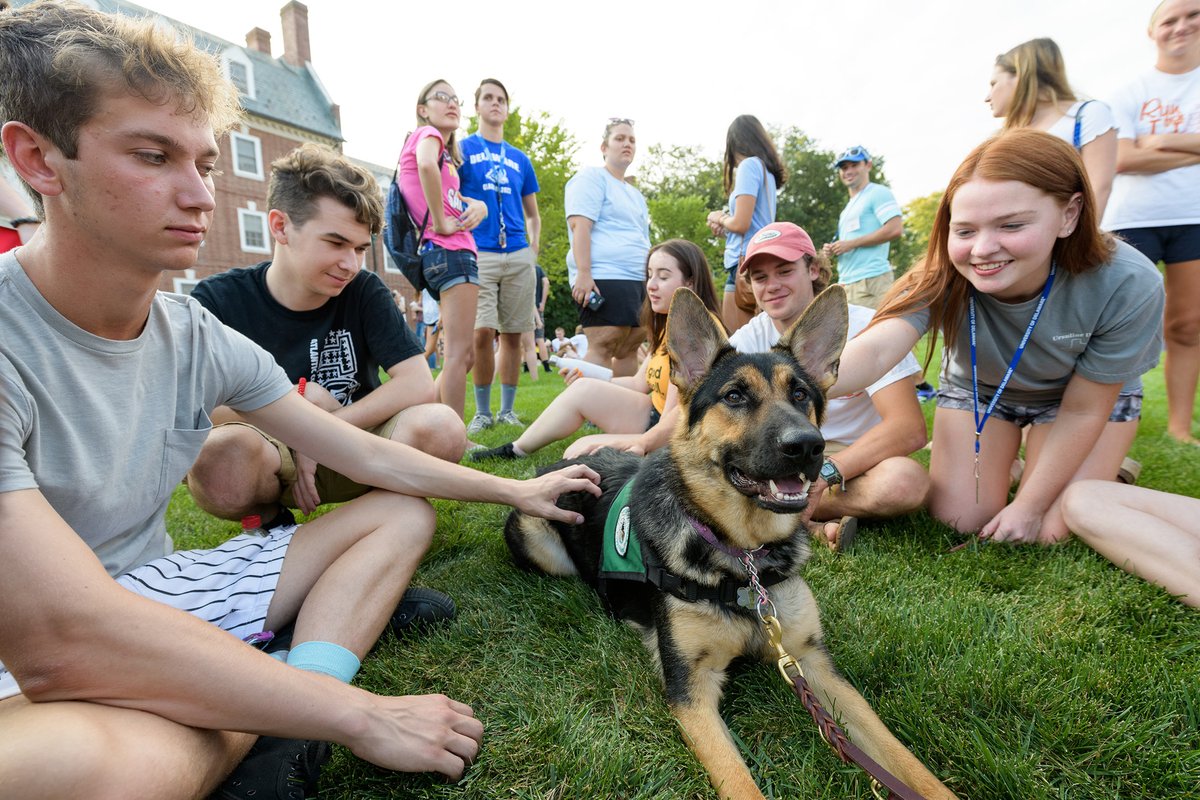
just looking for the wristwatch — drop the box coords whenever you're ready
[819,457,845,493]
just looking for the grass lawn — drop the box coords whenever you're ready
[169,359,1200,799]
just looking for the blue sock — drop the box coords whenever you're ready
[474,384,493,418]
[287,641,361,683]
[500,384,517,415]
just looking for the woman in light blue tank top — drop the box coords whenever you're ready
[706,115,786,333]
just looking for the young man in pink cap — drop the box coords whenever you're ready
[731,222,929,549]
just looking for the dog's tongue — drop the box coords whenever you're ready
[772,476,808,494]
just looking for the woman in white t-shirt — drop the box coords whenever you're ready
[1105,0,1200,446]
[986,37,1117,218]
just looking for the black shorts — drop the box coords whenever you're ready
[578,279,645,328]
[1115,224,1200,265]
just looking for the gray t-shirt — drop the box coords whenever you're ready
[0,252,291,576]
[901,240,1164,405]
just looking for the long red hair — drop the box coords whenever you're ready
[869,129,1114,370]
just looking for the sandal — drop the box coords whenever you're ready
[830,516,858,553]
[1116,457,1141,485]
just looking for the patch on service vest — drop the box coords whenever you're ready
[600,479,645,580]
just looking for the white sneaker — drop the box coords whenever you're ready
[496,411,524,427]
[466,414,493,435]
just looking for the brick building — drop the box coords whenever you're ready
[10,0,413,305]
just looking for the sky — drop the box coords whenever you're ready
[142,0,1158,205]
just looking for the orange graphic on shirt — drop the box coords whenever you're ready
[1139,98,1188,134]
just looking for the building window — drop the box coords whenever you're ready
[230,132,264,180]
[172,269,200,295]
[238,207,271,254]
[228,61,249,93]
[381,247,400,274]
[222,47,256,100]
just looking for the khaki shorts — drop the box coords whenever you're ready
[219,415,402,508]
[842,270,895,309]
[476,247,537,333]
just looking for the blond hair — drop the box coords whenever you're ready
[0,1,241,212]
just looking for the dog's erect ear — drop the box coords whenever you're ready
[777,284,849,391]
[666,288,728,395]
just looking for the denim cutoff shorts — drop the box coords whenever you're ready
[422,245,478,297]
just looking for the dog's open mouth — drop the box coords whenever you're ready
[726,466,812,512]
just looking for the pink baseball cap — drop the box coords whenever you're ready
[740,222,817,273]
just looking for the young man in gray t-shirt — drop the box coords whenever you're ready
[0,5,598,798]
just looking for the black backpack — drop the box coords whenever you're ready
[382,150,445,300]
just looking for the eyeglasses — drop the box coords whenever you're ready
[607,117,635,127]
[424,91,462,107]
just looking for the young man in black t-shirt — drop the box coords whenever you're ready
[187,145,467,521]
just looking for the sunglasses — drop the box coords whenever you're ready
[607,117,635,127]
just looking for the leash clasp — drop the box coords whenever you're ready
[761,613,803,684]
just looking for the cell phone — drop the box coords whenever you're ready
[587,291,605,311]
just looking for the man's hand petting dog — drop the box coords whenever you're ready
[512,463,602,524]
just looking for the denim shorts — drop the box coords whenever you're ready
[936,384,1142,426]
[422,245,478,297]
[1115,224,1200,265]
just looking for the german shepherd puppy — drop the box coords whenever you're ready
[504,287,956,800]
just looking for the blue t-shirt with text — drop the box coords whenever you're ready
[458,134,540,253]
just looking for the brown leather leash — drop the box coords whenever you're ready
[761,615,927,800]
[741,553,928,800]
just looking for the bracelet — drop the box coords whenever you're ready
[9,217,40,227]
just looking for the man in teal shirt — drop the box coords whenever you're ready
[822,145,903,309]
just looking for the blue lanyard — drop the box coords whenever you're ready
[968,261,1057,502]
[493,140,508,249]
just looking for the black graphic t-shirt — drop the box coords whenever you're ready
[193,262,422,406]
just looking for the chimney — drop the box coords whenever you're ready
[280,1,310,68]
[245,27,271,56]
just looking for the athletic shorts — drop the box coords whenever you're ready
[1114,224,1200,265]
[935,385,1142,427]
[422,245,478,297]
[578,279,645,328]
[0,524,296,700]
[215,415,402,508]
[476,248,536,333]
[841,270,895,310]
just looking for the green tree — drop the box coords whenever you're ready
[892,191,943,277]
[638,143,724,282]
[774,127,844,255]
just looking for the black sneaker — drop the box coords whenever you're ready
[390,587,456,637]
[468,442,519,462]
[209,736,330,800]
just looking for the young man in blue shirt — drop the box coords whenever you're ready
[458,79,541,435]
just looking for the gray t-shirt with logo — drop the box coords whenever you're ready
[901,240,1164,405]
[0,252,291,577]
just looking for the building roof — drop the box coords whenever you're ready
[18,0,344,142]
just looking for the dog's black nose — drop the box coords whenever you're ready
[778,427,825,462]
